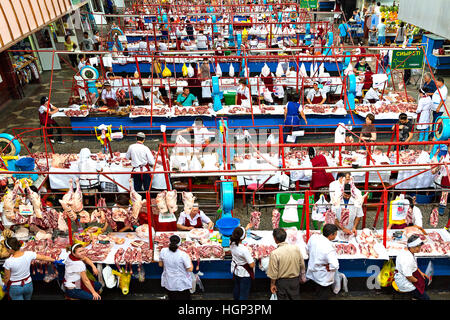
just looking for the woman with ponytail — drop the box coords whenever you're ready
[63,243,102,300]
[3,237,61,300]
[158,234,193,300]
[230,226,255,300]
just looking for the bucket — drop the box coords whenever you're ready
[14,157,37,181]
[215,217,240,236]
[15,157,35,171]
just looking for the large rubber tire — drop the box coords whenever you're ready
[0,133,21,156]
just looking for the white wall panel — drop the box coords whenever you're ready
[398,0,450,40]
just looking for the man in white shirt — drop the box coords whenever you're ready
[334,184,364,236]
[363,85,381,104]
[434,77,449,120]
[393,234,430,299]
[196,31,208,50]
[177,118,212,152]
[126,132,155,192]
[306,223,339,300]
[328,172,347,202]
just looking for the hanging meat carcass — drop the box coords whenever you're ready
[272,209,281,229]
[156,191,168,213]
[165,190,178,213]
[3,181,20,221]
[24,181,43,219]
[250,211,262,229]
[129,178,145,219]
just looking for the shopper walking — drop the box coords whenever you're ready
[39,96,64,144]
[159,235,194,300]
[267,228,306,300]
[64,35,78,68]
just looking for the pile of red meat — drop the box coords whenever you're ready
[247,244,276,259]
[64,109,88,117]
[174,106,211,116]
[23,237,70,275]
[333,243,357,255]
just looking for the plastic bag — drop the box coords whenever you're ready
[229,64,235,77]
[190,271,204,293]
[259,256,270,272]
[263,89,273,103]
[275,63,284,78]
[279,173,290,191]
[216,63,222,77]
[182,63,188,77]
[425,261,434,285]
[332,271,348,294]
[377,259,395,287]
[187,64,195,78]
[261,63,270,77]
[162,64,172,77]
[282,195,299,223]
[270,293,278,300]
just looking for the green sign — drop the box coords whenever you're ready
[390,49,424,69]
[300,0,318,9]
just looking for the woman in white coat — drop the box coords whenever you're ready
[159,234,193,300]
[416,88,433,142]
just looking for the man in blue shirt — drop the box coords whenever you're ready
[176,87,198,107]
[421,72,437,96]
[377,18,386,46]
[338,19,349,45]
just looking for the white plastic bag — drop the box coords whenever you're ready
[187,64,195,78]
[261,63,270,77]
[229,64,235,77]
[270,293,278,300]
[282,195,299,223]
[216,63,222,77]
[280,173,290,191]
[263,89,273,103]
[275,63,284,78]
[425,261,434,284]
[332,271,348,294]
[259,256,270,272]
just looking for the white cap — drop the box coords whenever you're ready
[137,132,146,138]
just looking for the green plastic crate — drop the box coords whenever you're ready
[223,91,236,105]
[276,193,317,230]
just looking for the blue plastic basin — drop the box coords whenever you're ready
[216,217,240,236]
[15,157,35,171]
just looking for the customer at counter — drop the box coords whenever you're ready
[177,203,214,230]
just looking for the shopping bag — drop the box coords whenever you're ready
[229,63,235,77]
[377,259,395,287]
[216,63,222,77]
[182,63,188,77]
[282,195,299,223]
[270,293,278,300]
[162,64,172,77]
[425,261,434,285]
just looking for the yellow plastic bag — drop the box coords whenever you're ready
[182,63,188,77]
[162,64,172,77]
[377,259,395,287]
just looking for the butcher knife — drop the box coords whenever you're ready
[247,231,262,240]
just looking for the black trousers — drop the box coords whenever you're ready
[313,282,332,300]
[68,54,77,68]
[44,122,62,141]
[166,289,191,300]
[275,278,300,300]
[133,172,151,192]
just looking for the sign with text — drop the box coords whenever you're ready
[300,0,318,9]
[390,49,424,69]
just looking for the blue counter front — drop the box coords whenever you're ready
[32,257,450,281]
[68,112,398,132]
[112,61,344,74]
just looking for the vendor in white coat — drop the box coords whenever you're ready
[393,234,430,300]
[306,82,327,105]
[334,184,364,236]
[363,85,381,104]
[306,224,339,300]
[177,203,214,230]
[416,88,433,142]
[177,118,211,152]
